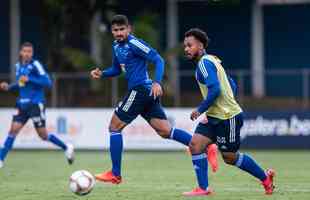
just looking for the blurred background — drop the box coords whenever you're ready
[0,0,310,150]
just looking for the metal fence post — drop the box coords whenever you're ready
[52,73,58,108]
[302,69,309,109]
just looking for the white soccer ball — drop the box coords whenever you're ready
[69,170,96,196]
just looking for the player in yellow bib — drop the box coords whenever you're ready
[182,28,275,196]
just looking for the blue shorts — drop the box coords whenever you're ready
[13,103,46,128]
[194,113,244,152]
[114,85,167,124]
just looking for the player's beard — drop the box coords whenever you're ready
[191,51,201,61]
[21,57,31,64]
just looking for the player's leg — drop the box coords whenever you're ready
[198,117,218,172]
[148,118,192,145]
[35,127,74,164]
[31,103,74,164]
[35,127,67,150]
[144,100,218,172]
[96,89,141,183]
[0,121,24,167]
[221,152,275,195]
[183,123,215,196]
[95,114,127,184]
[0,106,28,167]
[142,99,192,146]
[217,113,275,194]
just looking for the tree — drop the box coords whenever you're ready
[40,0,119,72]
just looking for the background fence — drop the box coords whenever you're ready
[1,68,310,109]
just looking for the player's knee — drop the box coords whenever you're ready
[109,119,126,132]
[109,123,123,132]
[156,127,171,139]
[222,153,238,165]
[189,140,204,154]
[38,133,48,140]
[8,130,18,137]
[9,126,21,136]
[154,126,172,139]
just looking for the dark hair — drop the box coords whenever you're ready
[184,28,209,49]
[21,42,33,49]
[111,15,129,26]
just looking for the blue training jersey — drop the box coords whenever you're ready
[9,59,52,105]
[102,34,164,90]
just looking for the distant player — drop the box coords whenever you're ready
[90,15,217,184]
[182,28,275,196]
[0,42,74,168]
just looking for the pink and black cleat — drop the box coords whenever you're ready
[262,169,276,195]
[183,187,213,197]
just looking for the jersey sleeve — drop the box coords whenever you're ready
[28,61,52,88]
[196,59,221,113]
[197,59,219,87]
[101,47,122,78]
[8,83,19,91]
[129,38,165,83]
[128,38,158,62]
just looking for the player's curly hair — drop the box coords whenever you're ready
[184,28,209,49]
[111,14,129,26]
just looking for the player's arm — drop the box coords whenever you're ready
[25,61,52,88]
[129,38,164,97]
[0,82,19,92]
[101,55,122,78]
[129,39,164,83]
[8,83,19,91]
[191,60,220,120]
[90,49,122,79]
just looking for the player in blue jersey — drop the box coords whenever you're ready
[182,28,275,196]
[0,42,74,168]
[90,15,219,184]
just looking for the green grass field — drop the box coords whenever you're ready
[0,150,310,200]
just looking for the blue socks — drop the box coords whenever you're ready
[108,128,191,177]
[192,153,209,190]
[235,153,267,181]
[170,128,192,146]
[110,132,123,176]
[47,133,67,150]
[0,134,16,161]
[0,133,67,162]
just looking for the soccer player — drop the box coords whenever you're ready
[90,15,218,184]
[0,42,74,168]
[182,28,275,196]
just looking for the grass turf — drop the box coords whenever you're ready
[0,150,310,200]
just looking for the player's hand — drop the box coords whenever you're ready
[0,82,9,91]
[190,110,201,121]
[90,68,102,79]
[150,82,163,99]
[18,75,28,87]
[19,75,29,83]
[200,116,208,124]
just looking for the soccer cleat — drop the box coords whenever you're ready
[95,170,122,184]
[65,143,75,165]
[0,160,3,168]
[207,144,218,173]
[182,187,213,197]
[262,169,275,195]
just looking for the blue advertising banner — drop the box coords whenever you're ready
[241,111,310,149]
